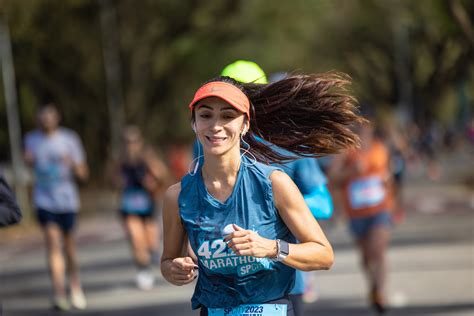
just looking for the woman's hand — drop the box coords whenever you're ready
[224,224,277,258]
[163,257,198,286]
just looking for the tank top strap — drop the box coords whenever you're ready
[243,155,281,179]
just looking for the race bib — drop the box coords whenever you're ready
[209,304,287,316]
[196,238,273,277]
[348,176,386,210]
[121,188,152,214]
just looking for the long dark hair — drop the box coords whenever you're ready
[196,73,364,164]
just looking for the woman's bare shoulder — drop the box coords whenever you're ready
[164,182,182,206]
[269,169,293,187]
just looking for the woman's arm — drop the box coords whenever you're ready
[271,170,334,271]
[160,183,198,285]
[225,170,333,271]
[143,147,170,195]
[72,162,89,183]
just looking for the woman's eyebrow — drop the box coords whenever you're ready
[196,104,213,111]
[221,107,238,112]
[196,104,237,112]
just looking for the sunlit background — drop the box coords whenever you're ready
[0,0,473,315]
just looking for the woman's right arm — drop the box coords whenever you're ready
[106,159,124,190]
[160,182,198,286]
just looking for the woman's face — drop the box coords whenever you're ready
[194,97,246,157]
[123,130,143,156]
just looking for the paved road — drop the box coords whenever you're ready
[1,153,473,316]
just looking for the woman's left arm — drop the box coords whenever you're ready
[225,170,333,271]
[271,170,334,271]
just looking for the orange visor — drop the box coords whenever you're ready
[188,81,250,119]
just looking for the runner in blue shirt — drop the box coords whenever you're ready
[161,72,363,316]
[24,103,88,311]
[276,152,333,314]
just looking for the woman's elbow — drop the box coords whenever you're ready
[320,248,334,270]
[307,245,334,271]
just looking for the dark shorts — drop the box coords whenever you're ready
[349,211,392,239]
[288,294,303,316]
[119,208,156,219]
[37,208,76,232]
[200,297,294,316]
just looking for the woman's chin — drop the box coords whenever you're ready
[203,144,238,158]
[205,147,227,156]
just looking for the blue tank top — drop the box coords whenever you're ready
[179,155,296,309]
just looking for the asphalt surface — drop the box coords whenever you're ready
[1,152,473,316]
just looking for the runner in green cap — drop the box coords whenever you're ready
[221,60,268,84]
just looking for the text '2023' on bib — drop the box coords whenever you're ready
[208,303,287,316]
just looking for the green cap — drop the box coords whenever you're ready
[221,60,268,84]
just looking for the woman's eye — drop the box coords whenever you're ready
[199,113,211,119]
[222,114,237,120]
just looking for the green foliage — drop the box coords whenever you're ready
[0,0,472,177]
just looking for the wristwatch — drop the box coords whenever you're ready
[274,239,289,262]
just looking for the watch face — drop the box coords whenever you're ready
[280,240,289,256]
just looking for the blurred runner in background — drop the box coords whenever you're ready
[24,103,88,311]
[328,119,393,315]
[111,125,168,290]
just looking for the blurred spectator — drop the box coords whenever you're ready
[23,103,88,311]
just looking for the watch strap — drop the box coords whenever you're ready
[274,239,289,261]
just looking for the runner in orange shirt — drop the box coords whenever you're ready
[329,120,393,315]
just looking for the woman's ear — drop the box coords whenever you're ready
[241,123,248,136]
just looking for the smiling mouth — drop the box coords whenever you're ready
[205,136,227,143]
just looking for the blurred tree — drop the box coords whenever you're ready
[0,0,472,182]
[3,0,107,171]
[303,0,474,126]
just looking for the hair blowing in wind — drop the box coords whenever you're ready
[204,72,364,164]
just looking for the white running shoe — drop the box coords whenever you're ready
[70,289,87,310]
[136,270,155,291]
[52,296,70,311]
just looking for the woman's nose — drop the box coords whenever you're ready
[209,119,224,131]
